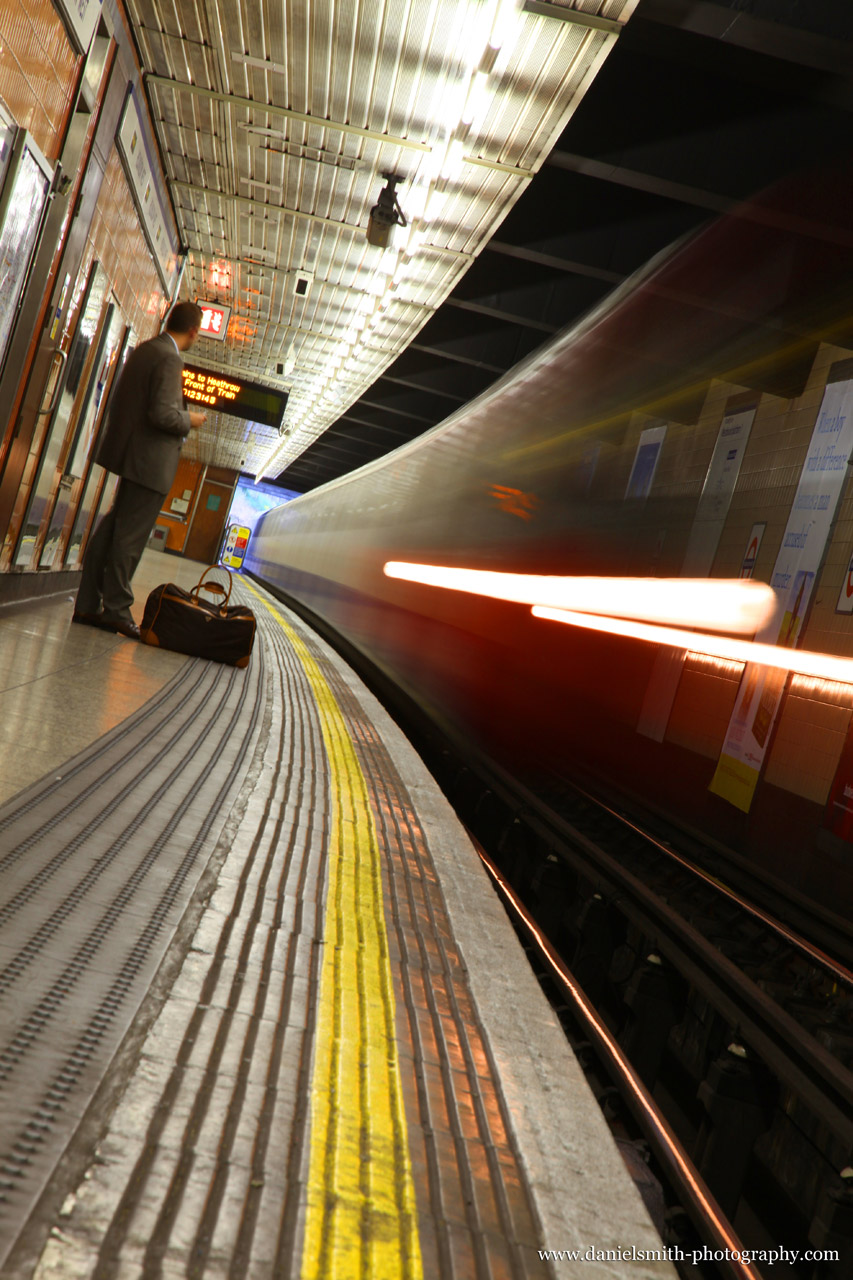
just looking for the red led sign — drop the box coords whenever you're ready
[196,300,231,342]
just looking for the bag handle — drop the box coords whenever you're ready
[192,565,233,606]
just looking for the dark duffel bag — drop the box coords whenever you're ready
[140,566,256,668]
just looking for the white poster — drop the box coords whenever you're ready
[637,406,755,740]
[682,407,755,575]
[711,377,853,811]
[117,90,179,294]
[55,0,103,55]
[625,424,666,500]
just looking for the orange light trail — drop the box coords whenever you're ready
[534,607,853,686]
[383,562,775,634]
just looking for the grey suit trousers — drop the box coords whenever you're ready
[76,478,165,619]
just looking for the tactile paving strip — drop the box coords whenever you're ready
[0,644,266,1272]
[73,606,330,1280]
[25,585,555,1280]
[312,643,551,1280]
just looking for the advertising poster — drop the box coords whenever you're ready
[637,407,754,740]
[117,91,179,294]
[55,0,102,55]
[681,407,755,575]
[710,377,853,812]
[625,424,666,499]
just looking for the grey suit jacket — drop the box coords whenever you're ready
[96,332,192,495]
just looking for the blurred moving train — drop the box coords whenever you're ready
[246,155,853,922]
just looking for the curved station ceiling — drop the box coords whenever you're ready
[126,0,853,491]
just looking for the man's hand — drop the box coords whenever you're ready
[189,410,207,429]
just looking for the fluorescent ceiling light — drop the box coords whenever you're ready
[490,0,523,50]
[461,71,491,126]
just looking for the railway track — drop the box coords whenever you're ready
[444,758,853,1280]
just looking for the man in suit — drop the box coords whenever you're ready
[73,301,207,639]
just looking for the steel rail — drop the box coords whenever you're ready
[515,797,853,1147]
[569,780,853,991]
[475,841,761,1280]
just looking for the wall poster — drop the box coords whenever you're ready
[117,89,179,294]
[710,376,853,812]
[637,405,755,741]
[681,406,755,575]
[625,424,666,500]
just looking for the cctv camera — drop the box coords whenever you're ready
[367,174,407,248]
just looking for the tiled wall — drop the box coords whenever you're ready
[83,148,167,342]
[562,338,853,812]
[652,342,853,806]
[666,653,743,760]
[0,0,79,159]
[764,678,853,806]
[794,350,853,660]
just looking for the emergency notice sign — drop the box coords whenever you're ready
[222,524,251,570]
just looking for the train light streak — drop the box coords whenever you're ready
[533,608,853,687]
[383,562,775,634]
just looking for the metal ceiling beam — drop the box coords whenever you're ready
[324,425,410,447]
[443,298,558,332]
[176,181,472,257]
[146,75,537,176]
[486,239,625,285]
[288,437,374,462]
[338,414,414,437]
[546,148,732,214]
[146,74,431,151]
[522,1,625,36]
[357,397,434,423]
[409,342,505,374]
[175,180,362,232]
[638,0,853,77]
[545,149,853,248]
[378,374,466,402]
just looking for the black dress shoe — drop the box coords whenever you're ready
[72,610,110,629]
[99,612,141,639]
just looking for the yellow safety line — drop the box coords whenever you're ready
[244,582,423,1280]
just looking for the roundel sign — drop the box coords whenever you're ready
[221,524,251,570]
[739,522,766,580]
[837,552,853,614]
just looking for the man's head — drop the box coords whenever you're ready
[165,301,203,352]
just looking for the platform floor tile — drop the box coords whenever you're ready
[0,576,672,1279]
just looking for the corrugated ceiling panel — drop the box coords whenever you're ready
[125,0,640,476]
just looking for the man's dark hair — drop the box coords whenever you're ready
[166,301,203,334]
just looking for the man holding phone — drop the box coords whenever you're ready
[73,301,207,639]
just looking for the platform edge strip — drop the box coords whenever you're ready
[246,583,423,1280]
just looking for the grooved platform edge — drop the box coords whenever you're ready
[290,623,677,1278]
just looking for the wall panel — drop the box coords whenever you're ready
[0,0,79,158]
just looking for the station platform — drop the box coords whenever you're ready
[0,551,672,1280]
